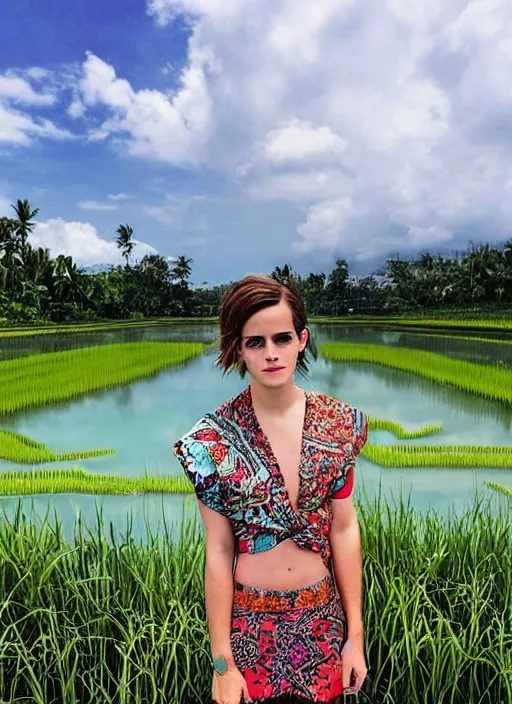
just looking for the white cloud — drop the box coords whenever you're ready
[0,103,73,145]
[68,98,86,119]
[78,200,119,212]
[295,198,357,252]
[25,67,54,82]
[30,218,158,266]
[5,0,511,261]
[262,119,348,167]
[108,192,131,201]
[137,0,512,257]
[0,70,74,145]
[0,74,56,106]
[78,51,212,164]
[143,192,214,228]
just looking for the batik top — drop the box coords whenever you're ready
[173,386,368,568]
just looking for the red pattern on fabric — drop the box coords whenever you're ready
[331,464,354,499]
[231,576,346,703]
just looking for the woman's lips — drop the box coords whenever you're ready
[263,367,285,373]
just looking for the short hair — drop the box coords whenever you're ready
[216,274,309,377]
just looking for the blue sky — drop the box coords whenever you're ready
[1,0,512,286]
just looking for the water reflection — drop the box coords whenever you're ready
[0,323,218,362]
[315,324,512,366]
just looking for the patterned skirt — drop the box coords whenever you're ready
[230,575,346,704]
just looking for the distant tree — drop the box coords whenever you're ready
[11,199,39,266]
[115,224,135,268]
[326,259,349,314]
[171,255,193,285]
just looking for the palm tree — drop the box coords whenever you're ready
[171,255,193,285]
[0,217,23,295]
[11,199,39,266]
[115,224,135,268]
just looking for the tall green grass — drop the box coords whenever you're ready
[0,429,114,464]
[0,342,204,415]
[485,481,512,499]
[320,341,512,405]
[0,498,508,703]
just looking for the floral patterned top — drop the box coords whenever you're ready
[173,386,368,568]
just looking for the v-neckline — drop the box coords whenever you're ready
[247,385,310,517]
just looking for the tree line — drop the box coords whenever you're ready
[1,199,512,324]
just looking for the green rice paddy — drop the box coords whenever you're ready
[313,315,512,333]
[363,442,512,468]
[320,341,512,405]
[369,417,444,439]
[0,468,192,496]
[0,317,217,338]
[0,341,204,415]
[0,429,114,464]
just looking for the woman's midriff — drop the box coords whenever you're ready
[233,538,329,591]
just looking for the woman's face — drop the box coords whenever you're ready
[238,299,308,388]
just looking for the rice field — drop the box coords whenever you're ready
[0,341,204,415]
[0,429,114,464]
[363,442,512,468]
[365,417,512,467]
[312,315,512,333]
[0,498,508,704]
[2,412,511,489]
[369,417,444,439]
[320,341,512,405]
[0,318,217,338]
[0,468,192,496]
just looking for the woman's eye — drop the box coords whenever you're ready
[246,335,292,348]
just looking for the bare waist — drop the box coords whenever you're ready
[234,538,329,591]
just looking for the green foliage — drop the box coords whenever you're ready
[0,500,508,703]
[3,198,512,323]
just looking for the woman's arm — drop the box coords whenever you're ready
[329,496,367,693]
[329,496,364,639]
[198,500,237,664]
[197,501,251,703]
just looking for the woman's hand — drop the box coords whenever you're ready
[211,666,252,704]
[341,634,368,695]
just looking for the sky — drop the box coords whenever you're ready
[1,1,512,286]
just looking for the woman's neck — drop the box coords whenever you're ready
[249,380,303,416]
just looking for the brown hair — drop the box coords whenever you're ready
[216,274,309,377]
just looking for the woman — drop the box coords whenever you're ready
[173,274,368,704]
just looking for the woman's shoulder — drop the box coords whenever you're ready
[308,389,357,417]
[307,390,366,446]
